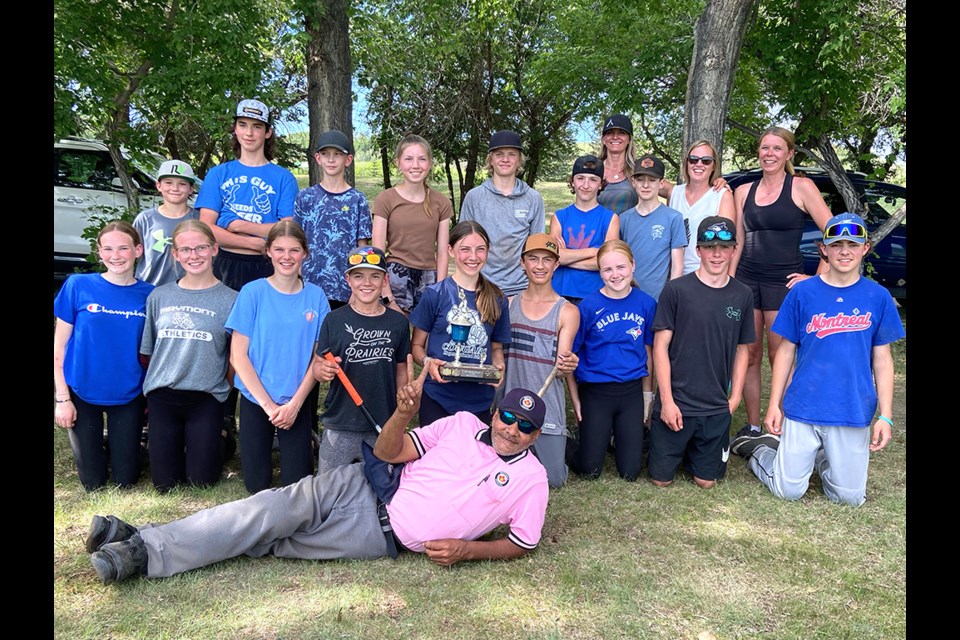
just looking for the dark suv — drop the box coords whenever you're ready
[724,167,906,301]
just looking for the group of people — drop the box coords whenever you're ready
[52,101,904,586]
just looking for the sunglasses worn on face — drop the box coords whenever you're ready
[687,155,714,165]
[700,229,733,241]
[348,252,382,265]
[499,410,538,434]
[824,222,867,240]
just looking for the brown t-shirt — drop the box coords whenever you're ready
[372,187,453,271]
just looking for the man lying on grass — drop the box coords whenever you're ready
[86,356,550,584]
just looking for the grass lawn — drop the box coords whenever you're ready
[53,306,906,639]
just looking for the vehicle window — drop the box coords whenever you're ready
[55,149,118,190]
[132,169,160,197]
[863,187,906,227]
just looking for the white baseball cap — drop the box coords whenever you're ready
[156,160,198,185]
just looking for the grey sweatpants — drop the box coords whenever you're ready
[140,462,388,578]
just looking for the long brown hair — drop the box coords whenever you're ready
[449,220,504,324]
[395,134,435,218]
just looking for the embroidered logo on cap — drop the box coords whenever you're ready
[519,395,535,411]
[640,157,654,168]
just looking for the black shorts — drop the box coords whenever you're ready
[647,411,731,482]
[214,249,273,292]
[735,272,791,311]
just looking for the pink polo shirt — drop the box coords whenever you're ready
[387,412,549,553]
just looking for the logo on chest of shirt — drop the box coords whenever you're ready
[343,323,395,363]
[651,224,665,240]
[494,471,510,487]
[805,309,872,338]
[726,306,742,321]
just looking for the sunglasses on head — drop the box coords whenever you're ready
[348,251,382,265]
[824,222,867,240]
[499,410,538,434]
[687,155,714,165]
[700,229,733,241]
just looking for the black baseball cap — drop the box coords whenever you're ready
[601,114,633,136]
[631,154,665,179]
[696,216,737,247]
[488,130,523,152]
[498,388,546,431]
[315,129,353,154]
[572,155,604,179]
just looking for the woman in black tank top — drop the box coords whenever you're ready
[731,126,834,438]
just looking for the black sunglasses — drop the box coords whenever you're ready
[499,410,538,434]
[687,155,714,165]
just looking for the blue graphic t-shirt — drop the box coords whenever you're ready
[53,273,154,405]
[409,278,511,414]
[195,160,297,229]
[573,287,657,383]
[552,203,616,299]
[294,184,372,303]
[773,275,905,427]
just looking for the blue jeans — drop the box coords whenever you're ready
[68,391,145,490]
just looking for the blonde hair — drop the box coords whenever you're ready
[395,134,436,218]
[598,133,637,176]
[759,126,796,175]
[596,239,640,289]
[449,220,504,324]
[482,150,526,177]
[172,219,217,248]
[680,139,722,186]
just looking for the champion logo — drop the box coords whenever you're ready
[805,311,872,338]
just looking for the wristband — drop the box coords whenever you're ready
[877,415,894,428]
[422,356,432,368]
[55,398,72,403]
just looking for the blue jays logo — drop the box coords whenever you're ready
[726,306,742,321]
[627,322,644,340]
[495,471,510,487]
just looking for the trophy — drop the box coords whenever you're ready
[438,287,503,383]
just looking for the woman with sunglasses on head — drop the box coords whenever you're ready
[665,140,736,275]
[54,221,153,491]
[138,220,238,492]
[410,221,511,427]
[226,220,330,494]
[730,126,833,442]
[568,240,657,481]
[372,134,453,315]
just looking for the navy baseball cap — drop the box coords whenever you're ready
[602,114,633,136]
[345,246,387,274]
[498,388,546,432]
[823,213,868,245]
[488,130,523,152]
[315,129,353,155]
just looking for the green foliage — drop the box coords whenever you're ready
[79,206,139,272]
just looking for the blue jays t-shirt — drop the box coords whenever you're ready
[573,287,656,383]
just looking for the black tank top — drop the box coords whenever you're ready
[738,173,806,280]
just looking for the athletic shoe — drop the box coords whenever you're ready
[733,423,761,441]
[90,533,148,585]
[730,433,781,458]
[85,515,139,553]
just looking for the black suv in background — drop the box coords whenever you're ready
[724,167,906,302]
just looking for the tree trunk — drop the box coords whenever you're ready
[443,150,457,218]
[683,0,756,160]
[304,0,354,186]
[814,134,867,215]
[871,202,905,246]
